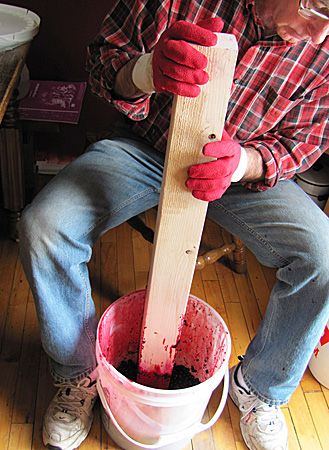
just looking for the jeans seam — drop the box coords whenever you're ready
[80,187,158,240]
[78,263,97,349]
[242,303,288,405]
[212,202,290,266]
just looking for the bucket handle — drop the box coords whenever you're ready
[97,368,229,449]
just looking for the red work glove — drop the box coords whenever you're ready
[186,130,243,201]
[152,18,223,97]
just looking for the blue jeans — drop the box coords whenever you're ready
[19,137,329,404]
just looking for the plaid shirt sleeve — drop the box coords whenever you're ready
[86,0,166,121]
[244,80,329,190]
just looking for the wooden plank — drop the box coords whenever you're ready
[131,213,152,291]
[8,423,33,450]
[282,408,300,450]
[0,361,19,449]
[31,351,55,450]
[0,240,19,350]
[322,385,329,407]
[208,384,236,450]
[245,251,270,317]
[12,301,41,424]
[233,273,261,340]
[288,384,322,450]
[199,219,220,281]
[117,222,136,296]
[225,302,251,361]
[138,34,238,387]
[305,391,329,449]
[227,397,248,449]
[301,367,322,393]
[1,258,29,362]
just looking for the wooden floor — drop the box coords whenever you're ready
[0,208,328,450]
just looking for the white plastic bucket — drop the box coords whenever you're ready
[96,289,231,450]
[0,3,40,52]
[309,321,329,388]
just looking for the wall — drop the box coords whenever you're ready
[6,1,121,154]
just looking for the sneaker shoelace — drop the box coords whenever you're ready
[52,380,96,422]
[239,391,282,434]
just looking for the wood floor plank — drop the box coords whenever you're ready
[199,219,222,282]
[8,423,33,450]
[208,385,236,450]
[79,404,101,450]
[191,408,216,450]
[116,222,135,296]
[1,258,29,362]
[31,351,55,450]
[282,408,300,450]
[190,269,206,300]
[203,279,225,314]
[225,302,251,361]
[0,361,18,450]
[260,264,276,290]
[301,367,322,393]
[233,273,261,340]
[0,361,19,450]
[131,215,151,291]
[304,391,329,449]
[227,397,248,449]
[0,240,19,352]
[288,384,322,450]
[12,301,41,424]
[245,251,270,317]
[321,385,329,407]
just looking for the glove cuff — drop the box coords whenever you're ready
[231,146,248,182]
[132,52,155,94]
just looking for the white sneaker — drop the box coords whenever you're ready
[229,363,288,450]
[43,372,98,450]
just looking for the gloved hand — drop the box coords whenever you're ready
[186,130,243,201]
[152,18,223,97]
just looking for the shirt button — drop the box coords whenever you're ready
[233,79,239,84]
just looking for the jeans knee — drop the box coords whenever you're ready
[302,229,329,285]
[19,202,59,258]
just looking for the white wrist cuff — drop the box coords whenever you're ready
[132,52,155,94]
[231,146,248,182]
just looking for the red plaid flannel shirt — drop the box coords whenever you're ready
[87,0,329,190]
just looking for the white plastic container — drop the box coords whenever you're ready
[309,322,329,389]
[0,3,40,51]
[96,289,231,450]
[0,4,40,100]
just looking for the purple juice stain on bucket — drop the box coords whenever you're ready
[96,289,231,449]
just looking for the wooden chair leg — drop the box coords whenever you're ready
[127,215,247,274]
[196,234,247,274]
[195,242,235,270]
[231,235,247,274]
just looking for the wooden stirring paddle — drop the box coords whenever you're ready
[138,34,238,388]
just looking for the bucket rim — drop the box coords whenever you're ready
[0,4,40,51]
[96,289,231,395]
